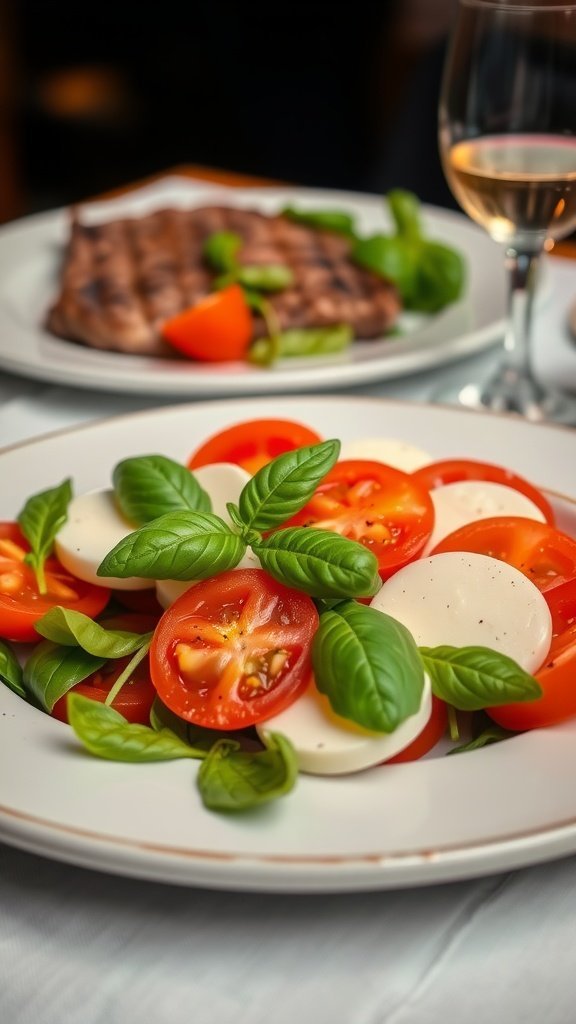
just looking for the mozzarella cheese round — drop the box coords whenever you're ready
[256,675,432,775]
[55,488,154,591]
[370,551,551,673]
[338,437,433,472]
[423,480,547,555]
[156,461,257,608]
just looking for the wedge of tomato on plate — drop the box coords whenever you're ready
[0,522,111,643]
[188,417,323,474]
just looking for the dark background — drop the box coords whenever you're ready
[0,0,456,224]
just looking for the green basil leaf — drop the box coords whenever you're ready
[420,645,543,711]
[34,607,152,657]
[448,724,514,755]
[248,324,353,365]
[238,440,340,532]
[150,697,264,753]
[24,641,105,712]
[97,510,246,581]
[197,732,298,812]
[112,454,211,525]
[203,231,242,273]
[0,639,25,698]
[281,206,357,238]
[236,264,294,292]
[387,188,423,242]
[17,478,72,594]
[313,602,424,731]
[253,527,380,599]
[68,693,206,762]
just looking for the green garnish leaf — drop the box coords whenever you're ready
[0,639,26,698]
[248,324,352,365]
[23,641,106,712]
[252,527,380,599]
[238,439,340,532]
[97,510,246,581]
[68,693,206,762]
[313,601,424,732]
[236,264,294,292]
[203,231,242,273]
[197,732,298,812]
[420,645,542,711]
[34,607,152,657]
[17,478,72,594]
[448,724,515,755]
[281,206,357,238]
[112,454,211,525]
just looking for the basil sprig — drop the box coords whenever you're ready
[98,511,246,581]
[197,732,298,812]
[420,646,542,710]
[68,694,207,762]
[253,529,380,599]
[237,439,340,532]
[449,724,514,755]
[17,478,72,594]
[113,454,211,525]
[313,601,424,732]
[24,641,106,712]
[34,606,153,656]
[0,640,26,698]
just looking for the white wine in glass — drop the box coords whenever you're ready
[438,0,576,423]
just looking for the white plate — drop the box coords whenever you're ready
[0,176,507,397]
[1,395,576,892]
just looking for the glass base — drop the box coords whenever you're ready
[433,368,576,427]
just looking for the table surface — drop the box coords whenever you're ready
[1,169,576,1024]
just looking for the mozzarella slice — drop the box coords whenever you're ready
[55,489,154,591]
[338,437,433,472]
[156,462,257,608]
[423,480,547,555]
[371,551,551,673]
[256,675,432,775]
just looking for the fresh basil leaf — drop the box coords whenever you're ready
[420,645,542,711]
[24,641,105,712]
[112,455,211,525]
[448,724,514,755]
[387,189,423,242]
[17,478,72,594]
[253,527,380,599]
[281,206,356,238]
[68,693,206,762]
[236,264,294,292]
[35,607,152,657]
[97,511,246,581]
[238,440,340,532]
[0,639,25,698]
[203,231,242,273]
[313,602,424,731]
[249,324,352,365]
[197,732,298,812]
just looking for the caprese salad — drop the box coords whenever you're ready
[1,416,575,814]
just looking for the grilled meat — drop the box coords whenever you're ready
[46,206,401,356]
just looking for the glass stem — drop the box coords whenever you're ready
[502,247,541,389]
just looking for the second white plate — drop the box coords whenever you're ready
[0,177,507,396]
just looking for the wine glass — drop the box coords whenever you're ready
[438,0,576,423]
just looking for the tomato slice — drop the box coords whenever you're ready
[431,516,576,592]
[412,458,555,525]
[52,656,156,726]
[161,284,253,362]
[487,577,576,730]
[0,522,111,643]
[385,696,448,763]
[149,568,319,729]
[187,418,323,475]
[283,460,434,580]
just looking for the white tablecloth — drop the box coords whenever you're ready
[0,254,575,1024]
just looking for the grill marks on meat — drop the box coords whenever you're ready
[46,206,401,356]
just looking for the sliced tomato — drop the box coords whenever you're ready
[412,458,555,525]
[149,568,319,730]
[283,460,434,580]
[487,577,576,730]
[187,418,323,475]
[161,284,253,362]
[0,522,111,643]
[385,696,448,763]
[431,516,576,592]
[52,655,156,726]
